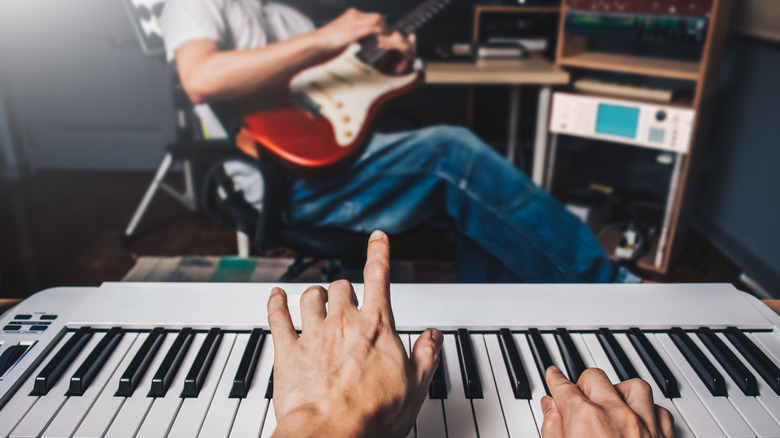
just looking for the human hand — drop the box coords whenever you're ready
[541,366,675,438]
[268,230,444,438]
[376,31,416,75]
[314,8,388,52]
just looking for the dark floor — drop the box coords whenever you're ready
[0,170,743,299]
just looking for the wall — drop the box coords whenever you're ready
[694,36,780,295]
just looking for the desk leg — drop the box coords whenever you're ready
[506,85,521,168]
[655,152,684,269]
[532,85,552,187]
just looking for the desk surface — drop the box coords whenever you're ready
[425,55,570,85]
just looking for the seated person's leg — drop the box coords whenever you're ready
[289,125,613,283]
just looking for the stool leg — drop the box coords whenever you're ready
[237,231,251,258]
[122,153,174,244]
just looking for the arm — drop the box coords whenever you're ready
[175,8,413,104]
[267,231,443,438]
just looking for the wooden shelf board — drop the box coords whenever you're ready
[558,52,702,81]
[475,5,561,14]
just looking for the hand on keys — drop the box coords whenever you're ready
[542,366,676,438]
[268,230,443,437]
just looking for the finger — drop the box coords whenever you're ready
[299,285,327,331]
[546,366,587,421]
[655,405,675,438]
[267,287,298,349]
[326,279,358,313]
[411,329,443,391]
[614,378,658,436]
[361,230,393,319]
[576,368,625,407]
[540,396,564,438]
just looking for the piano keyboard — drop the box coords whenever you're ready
[0,282,779,437]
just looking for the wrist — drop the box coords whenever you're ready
[273,403,369,438]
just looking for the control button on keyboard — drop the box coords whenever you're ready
[724,326,780,395]
[230,328,265,399]
[32,326,94,396]
[14,314,32,320]
[555,328,588,383]
[498,328,531,399]
[669,327,726,397]
[40,315,58,320]
[3,325,21,331]
[150,327,194,397]
[69,327,125,396]
[183,327,223,398]
[456,328,483,399]
[0,344,28,377]
[627,328,679,398]
[116,326,166,396]
[30,325,48,331]
[527,328,555,395]
[597,328,638,382]
[696,327,758,396]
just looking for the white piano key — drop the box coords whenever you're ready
[168,333,236,438]
[569,334,597,369]
[136,332,206,437]
[199,334,250,438]
[11,333,105,438]
[513,333,546,436]
[259,400,277,438]
[690,333,780,437]
[579,333,621,384]
[751,332,780,365]
[104,333,177,438]
[470,334,509,437]
[441,334,478,438]
[643,334,726,438]
[229,335,274,438]
[409,334,446,438]
[401,335,416,438]
[73,332,148,438]
[483,334,539,438]
[0,333,74,438]
[717,332,780,426]
[42,332,138,438]
[542,333,569,380]
[614,333,695,438]
[656,333,754,438]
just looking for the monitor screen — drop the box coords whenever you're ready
[596,103,640,138]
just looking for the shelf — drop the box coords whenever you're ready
[475,5,561,14]
[558,52,702,81]
[598,225,666,275]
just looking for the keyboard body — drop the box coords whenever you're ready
[0,282,778,438]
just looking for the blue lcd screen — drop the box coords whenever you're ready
[595,104,640,138]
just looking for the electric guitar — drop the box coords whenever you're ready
[239,0,454,171]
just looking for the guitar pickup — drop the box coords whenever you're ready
[289,91,321,118]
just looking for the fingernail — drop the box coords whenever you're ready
[547,365,561,374]
[369,230,386,241]
[271,287,283,296]
[430,329,444,348]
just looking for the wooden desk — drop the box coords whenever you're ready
[764,300,780,315]
[425,56,570,184]
[0,299,20,316]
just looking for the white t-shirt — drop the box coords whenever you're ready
[161,0,315,62]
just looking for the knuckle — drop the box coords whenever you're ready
[268,308,289,326]
[329,279,352,293]
[626,378,652,394]
[364,261,389,278]
[580,367,606,382]
[301,285,326,301]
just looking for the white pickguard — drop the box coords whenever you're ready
[289,44,420,147]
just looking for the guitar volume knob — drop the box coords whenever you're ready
[341,115,351,123]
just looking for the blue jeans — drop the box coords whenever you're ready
[288,126,614,283]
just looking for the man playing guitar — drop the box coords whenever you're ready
[162,0,629,284]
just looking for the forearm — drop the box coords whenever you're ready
[179,30,336,104]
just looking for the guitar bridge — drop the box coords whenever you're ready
[289,91,321,118]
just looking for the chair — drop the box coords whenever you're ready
[120,0,368,281]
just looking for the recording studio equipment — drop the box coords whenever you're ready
[1,283,780,437]
[550,92,696,153]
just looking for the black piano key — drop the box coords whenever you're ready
[230,328,266,399]
[498,329,531,399]
[697,327,759,396]
[429,350,447,400]
[554,328,588,383]
[116,327,166,397]
[596,328,639,382]
[182,328,223,398]
[32,327,94,396]
[526,328,554,395]
[627,328,680,398]
[724,327,780,395]
[455,329,483,399]
[0,344,28,377]
[68,327,124,396]
[149,328,194,397]
[669,327,727,397]
[265,369,274,399]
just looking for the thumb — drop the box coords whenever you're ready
[411,329,443,389]
[541,395,564,438]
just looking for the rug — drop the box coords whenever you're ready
[122,256,454,283]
